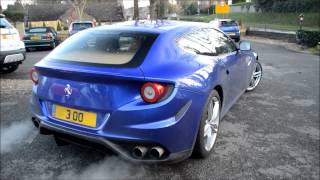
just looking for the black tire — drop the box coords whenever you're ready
[26,48,31,52]
[193,90,221,158]
[51,42,56,49]
[235,37,240,42]
[1,64,19,74]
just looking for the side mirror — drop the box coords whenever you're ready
[239,41,251,51]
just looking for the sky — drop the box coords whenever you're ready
[1,0,32,9]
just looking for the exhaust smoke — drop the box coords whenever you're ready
[1,120,36,154]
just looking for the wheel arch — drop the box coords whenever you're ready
[214,85,223,108]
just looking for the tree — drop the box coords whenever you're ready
[133,0,139,20]
[253,0,319,13]
[149,0,168,20]
[68,0,88,21]
[3,1,25,22]
[57,21,62,31]
[149,0,156,20]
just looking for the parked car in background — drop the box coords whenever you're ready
[69,21,95,36]
[23,27,59,51]
[0,14,26,73]
[210,19,241,42]
[30,21,262,163]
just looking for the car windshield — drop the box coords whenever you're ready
[28,28,48,33]
[46,29,158,66]
[72,23,92,30]
[220,21,237,27]
[0,18,13,28]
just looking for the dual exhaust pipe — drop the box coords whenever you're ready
[132,146,165,159]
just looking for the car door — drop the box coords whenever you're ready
[207,29,246,107]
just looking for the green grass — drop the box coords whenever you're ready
[230,2,253,6]
[177,13,320,31]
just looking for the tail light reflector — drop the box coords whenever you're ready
[29,67,39,84]
[141,82,168,103]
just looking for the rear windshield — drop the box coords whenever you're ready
[28,28,48,33]
[0,18,13,28]
[72,23,92,30]
[45,29,158,67]
[220,21,237,27]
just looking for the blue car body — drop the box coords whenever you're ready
[31,21,258,163]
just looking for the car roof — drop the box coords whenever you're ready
[95,20,212,34]
[71,21,94,24]
[218,19,235,22]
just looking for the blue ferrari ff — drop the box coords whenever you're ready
[30,21,262,163]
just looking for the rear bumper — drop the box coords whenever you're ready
[30,87,206,162]
[24,40,54,48]
[34,117,192,163]
[0,48,26,66]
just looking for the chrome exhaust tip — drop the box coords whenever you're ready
[132,146,148,159]
[149,146,165,159]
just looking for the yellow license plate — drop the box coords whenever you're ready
[53,105,97,127]
[1,35,13,40]
[31,36,41,40]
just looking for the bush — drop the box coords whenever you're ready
[57,21,61,31]
[200,5,215,15]
[182,2,198,15]
[296,30,320,47]
[3,10,24,22]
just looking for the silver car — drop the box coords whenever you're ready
[0,14,26,73]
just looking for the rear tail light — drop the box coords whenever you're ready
[141,82,168,103]
[42,33,53,40]
[29,67,39,84]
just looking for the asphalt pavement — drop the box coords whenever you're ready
[1,42,319,180]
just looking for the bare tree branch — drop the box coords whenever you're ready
[68,0,87,21]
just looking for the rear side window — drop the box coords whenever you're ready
[46,29,158,67]
[207,28,237,54]
[72,23,92,30]
[28,28,48,33]
[177,29,214,56]
[220,21,237,27]
[177,28,237,56]
[0,18,13,28]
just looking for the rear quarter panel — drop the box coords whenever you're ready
[139,29,230,115]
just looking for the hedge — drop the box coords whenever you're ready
[296,30,320,47]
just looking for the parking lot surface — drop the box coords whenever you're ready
[1,42,319,180]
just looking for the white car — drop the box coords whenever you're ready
[0,14,26,73]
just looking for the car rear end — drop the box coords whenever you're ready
[23,27,56,49]
[219,20,241,42]
[69,22,94,36]
[0,14,26,73]
[30,28,199,162]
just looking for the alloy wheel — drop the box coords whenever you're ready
[247,62,262,91]
[203,96,220,151]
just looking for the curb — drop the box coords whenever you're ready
[245,27,297,43]
[242,36,319,56]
